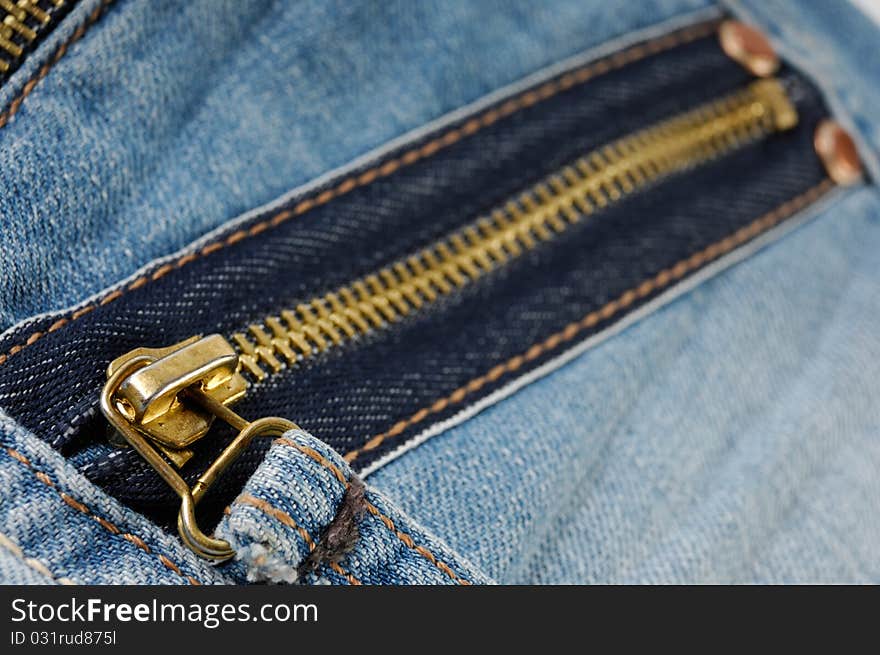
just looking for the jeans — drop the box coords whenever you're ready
[0,0,877,584]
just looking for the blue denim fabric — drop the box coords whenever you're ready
[368,188,880,583]
[0,408,233,584]
[0,0,878,586]
[0,14,835,533]
[355,0,880,583]
[0,0,713,331]
[0,0,721,585]
[0,544,68,585]
[218,430,491,584]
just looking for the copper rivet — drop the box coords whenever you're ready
[718,20,779,77]
[814,120,863,186]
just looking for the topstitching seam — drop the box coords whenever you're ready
[0,0,115,129]
[0,532,77,584]
[272,436,472,585]
[233,493,362,585]
[341,179,836,464]
[3,446,204,585]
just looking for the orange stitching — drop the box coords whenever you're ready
[0,19,718,367]
[363,503,471,585]
[238,494,317,549]
[274,437,347,484]
[235,493,362,585]
[272,436,472,585]
[343,179,836,464]
[0,532,76,584]
[0,0,114,129]
[4,446,202,585]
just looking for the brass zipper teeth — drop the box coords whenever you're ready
[232,78,798,382]
[0,0,66,74]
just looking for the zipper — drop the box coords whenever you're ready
[99,76,801,559]
[233,78,796,382]
[233,79,792,384]
[0,0,73,80]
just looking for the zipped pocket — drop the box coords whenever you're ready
[0,17,859,559]
[229,78,797,381]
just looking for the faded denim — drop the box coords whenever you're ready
[0,0,878,585]
[0,0,712,331]
[369,187,880,583]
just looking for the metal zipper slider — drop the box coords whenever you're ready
[100,334,297,560]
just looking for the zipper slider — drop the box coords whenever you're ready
[101,334,297,560]
[105,334,247,467]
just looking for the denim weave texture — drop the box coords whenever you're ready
[0,27,830,532]
[0,0,877,585]
[219,430,491,584]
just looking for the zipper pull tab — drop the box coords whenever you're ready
[101,334,297,560]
